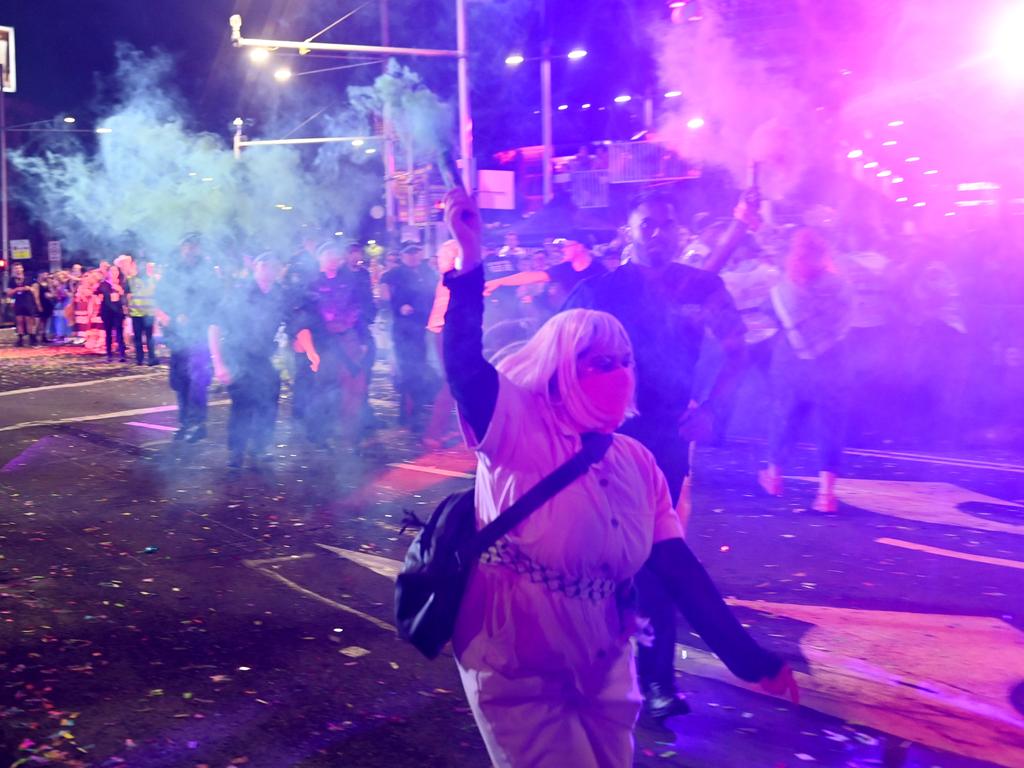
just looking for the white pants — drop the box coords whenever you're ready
[458,646,641,768]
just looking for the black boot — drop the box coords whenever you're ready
[643,683,691,722]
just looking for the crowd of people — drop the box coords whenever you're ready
[4,187,1021,765]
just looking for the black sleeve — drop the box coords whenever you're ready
[560,272,597,312]
[442,266,498,440]
[357,272,377,326]
[645,538,783,682]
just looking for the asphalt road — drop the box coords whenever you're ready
[1,344,1022,768]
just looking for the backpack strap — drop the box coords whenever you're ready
[460,432,613,564]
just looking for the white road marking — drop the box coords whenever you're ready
[790,477,1024,536]
[0,372,164,398]
[731,436,1024,474]
[0,400,229,433]
[875,537,1024,571]
[845,447,1024,474]
[243,553,316,568]
[317,543,402,579]
[124,421,178,432]
[386,462,474,479]
[245,562,395,633]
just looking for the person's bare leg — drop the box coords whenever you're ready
[813,470,838,512]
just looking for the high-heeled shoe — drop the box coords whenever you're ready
[812,493,838,513]
[757,467,784,496]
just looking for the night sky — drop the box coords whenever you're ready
[3,0,665,155]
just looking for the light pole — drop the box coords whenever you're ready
[1,62,9,296]
[540,42,553,204]
[505,46,587,204]
[230,5,474,190]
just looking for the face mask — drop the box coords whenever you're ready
[578,366,634,431]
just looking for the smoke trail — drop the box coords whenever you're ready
[348,60,454,161]
[653,9,826,201]
[9,45,383,262]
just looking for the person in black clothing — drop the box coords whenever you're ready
[484,236,608,313]
[95,264,128,362]
[380,243,439,431]
[483,243,520,326]
[564,190,755,722]
[285,231,324,424]
[209,252,289,471]
[7,264,39,347]
[439,188,796,765]
[35,272,55,343]
[344,241,379,433]
[293,241,376,447]
[155,233,216,443]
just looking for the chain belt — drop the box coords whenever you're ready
[480,540,618,602]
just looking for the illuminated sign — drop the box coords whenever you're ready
[0,26,15,93]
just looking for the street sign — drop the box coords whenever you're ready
[48,241,62,271]
[10,239,30,260]
[0,26,15,93]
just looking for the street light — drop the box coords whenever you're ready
[505,46,588,202]
[249,47,270,64]
[614,94,631,104]
[273,67,292,82]
[62,116,76,124]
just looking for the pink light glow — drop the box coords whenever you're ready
[992,5,1024,81]
[882,140,898,147]
[888,120,905,127]
[864,161,879,169]
[924,169,939,175]
[913,201,927,207]
[847,149,864,159]
[686,116,705,130]
[877,170,892,177]
[896,197,909,202]
[906,156,921,163]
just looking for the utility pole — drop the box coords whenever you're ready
[380,0,397,236]
[1,62,9,296]
[230,1,474,223]
[540,42,553,204]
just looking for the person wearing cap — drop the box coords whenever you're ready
[344,241,379,434]
[483,235,608,313]
[380,242,439,432]
[293,240,376,448]
[209,251,289,471]
[155,233,216,443]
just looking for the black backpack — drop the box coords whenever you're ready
[394,432,613,659]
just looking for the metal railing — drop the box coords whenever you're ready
[570,170,610,209]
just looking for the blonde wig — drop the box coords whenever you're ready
[496,308,636,431]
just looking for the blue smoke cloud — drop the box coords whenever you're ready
[10,45,384,262]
